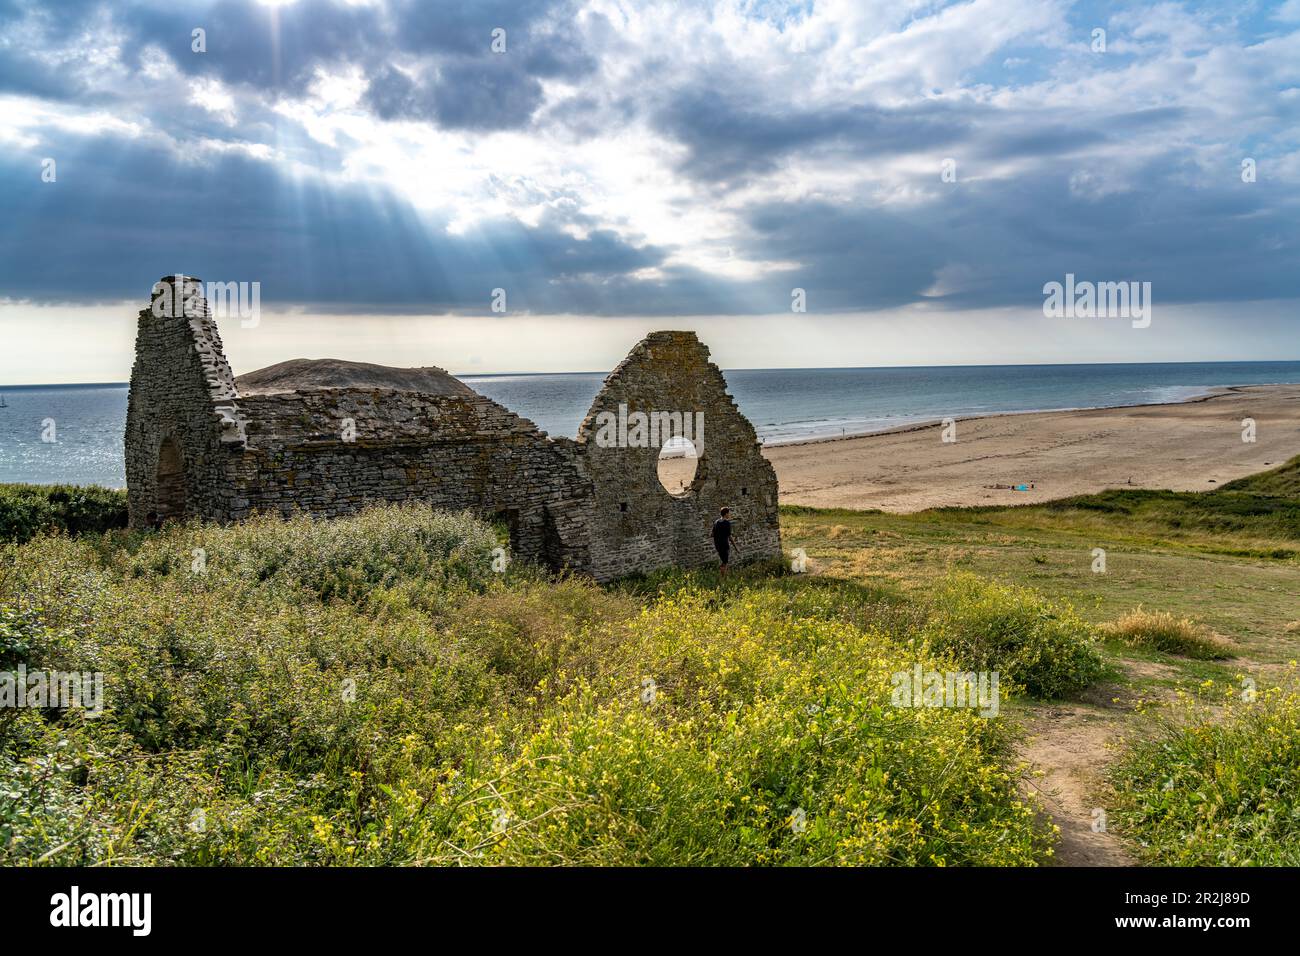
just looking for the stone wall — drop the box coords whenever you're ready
[125,276,247,525]
[125,278,781,581]
[576,331,782,580]
[227,389,593,568]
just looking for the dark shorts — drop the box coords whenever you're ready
[715,541,730,564]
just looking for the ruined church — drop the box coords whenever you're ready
[125,276,781,581]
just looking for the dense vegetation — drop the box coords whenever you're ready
[920,574,1105,698]
[1110,684,1300,865]
[3,455,1296,867]
[0,483,128,545]
[0,504,1086,866]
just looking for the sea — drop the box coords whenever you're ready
[2,361,1299,488]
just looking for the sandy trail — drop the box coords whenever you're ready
[1018,702,1135,867]
[764,384,1300,511]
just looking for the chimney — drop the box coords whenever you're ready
[150,274,208,320]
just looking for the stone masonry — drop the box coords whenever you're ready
[577,331,781,580]
[126,276,782,581]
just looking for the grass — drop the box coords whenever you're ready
[778,463,1300,674]
[976,454,1300,557]
[780,459,1300,866]
[1100,607,1233,660]
[1109,682,1300,866]
[2,453,1296,867]
[1221,455,1300,498]
[0,504,1066,867]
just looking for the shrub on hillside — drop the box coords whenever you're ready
[122,503,500,603]
[1109,682,1300,865]
[0,521,1051,866]
[0,484,128,544]
[1100,607,1232,659]
[920,573,1105,699]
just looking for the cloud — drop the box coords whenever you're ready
[0,0,1297,324]
[363,59,546,130]
[0,128,677,311]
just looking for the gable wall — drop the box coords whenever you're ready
[577,331,782,580]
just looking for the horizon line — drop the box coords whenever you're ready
[5,356,1300,390]
[7,356,1300,390]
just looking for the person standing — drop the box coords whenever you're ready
[711,506,733,575]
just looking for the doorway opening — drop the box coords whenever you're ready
[155,435,187,519]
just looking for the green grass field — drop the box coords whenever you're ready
[2,457,1297,866]
[780,456,1300,864]
[780,459,1300,678]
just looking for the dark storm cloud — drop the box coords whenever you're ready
[388,0,589,61]
[0,46,86,100]
[652,90,974,184]
[358,0,595,129]
[1,0,591,124]
[128,0,377,93]
[0,128,674,312]
[362,59,546,130]
[728,159,1300,313]
[0,0,113,101]
[1,0,1299,319]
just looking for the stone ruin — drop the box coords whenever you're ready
[125,276,782,581]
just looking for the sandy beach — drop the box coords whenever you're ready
[762,384,1300,512]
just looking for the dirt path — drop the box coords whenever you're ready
[1017,660,1193,866]
[1018,699,1134,866]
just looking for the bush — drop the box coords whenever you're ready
[1109,682,1300,865]
[0,484,128,544]
[120,502,501,604]
[920,573,1105,699]
[0,510,1051,866]
[1100,607,1232,659]
[364,590,1047,866]
[0,604,60,670]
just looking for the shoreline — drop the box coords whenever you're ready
[4,383,1300,498]
[762,382,1300,513]
[757,383,1259,449]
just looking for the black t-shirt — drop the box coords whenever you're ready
[711,518,732,545]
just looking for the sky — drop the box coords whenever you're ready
[1,0,1299,383]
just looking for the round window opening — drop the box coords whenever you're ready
[657,436,698,497]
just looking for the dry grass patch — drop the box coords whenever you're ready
[1101,607,1232,660]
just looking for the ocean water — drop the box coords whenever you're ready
[3,361,1299,488]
